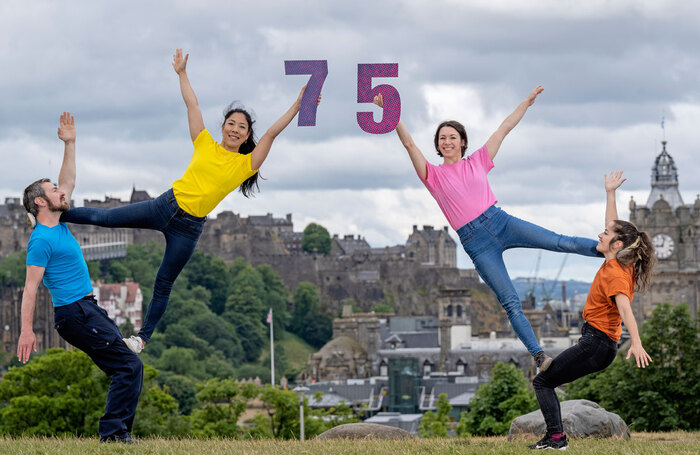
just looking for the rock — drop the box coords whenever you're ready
[508,399,630,441]
[315,423,414,440]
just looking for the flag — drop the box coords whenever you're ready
[661,116,665,129]
[267,308,272,324]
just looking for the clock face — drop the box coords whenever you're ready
[652,234,675,259]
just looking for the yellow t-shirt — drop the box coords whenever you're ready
[172,129,258,217]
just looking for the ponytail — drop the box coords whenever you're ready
[613,220,656,292]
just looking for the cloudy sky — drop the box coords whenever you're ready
[1,0,698,282]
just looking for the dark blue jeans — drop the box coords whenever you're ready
[54,296,143,438]
[533,322,618,434]
[457,205,602,356]
[61,189,206,342]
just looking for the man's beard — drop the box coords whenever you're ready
[46,198,69,213]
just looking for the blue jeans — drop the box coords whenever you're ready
[61,189,206,342]
[54,296,143,438]
[457,205,601,356]
[533,322,617,434]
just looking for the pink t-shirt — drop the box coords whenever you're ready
[418,145,497,230]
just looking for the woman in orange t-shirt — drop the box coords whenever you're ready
[528,171,656,451]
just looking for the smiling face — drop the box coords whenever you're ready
[597,220,623,256]
[221,112,251,151]
[38,182,69,212]
[437,126,466,161]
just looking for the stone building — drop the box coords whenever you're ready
[95,281,143,331]
[628,141,699,319]
[304,289,573,383]
[1,284,72,359]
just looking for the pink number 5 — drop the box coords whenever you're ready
[284,60,328,126]
[357,63,401,134]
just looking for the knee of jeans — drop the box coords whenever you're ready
[153,274,175,296]
[532,373,546,389]
[501,297,524,318]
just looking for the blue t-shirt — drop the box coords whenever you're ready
[26,222,93,307]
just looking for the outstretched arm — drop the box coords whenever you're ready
[373,93,427,179]
[250,86,321,171]
[615,293,652,368]
[604,171,626,225]
[57,112,76,203]
[173,48,205,141]
[484,86,543,161]
[17,265,45,363]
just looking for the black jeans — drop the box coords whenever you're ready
[532,322,618,434]
[54,296,143,438]
[61,188,206,342]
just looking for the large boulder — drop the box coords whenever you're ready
[315,423,414,440]
[509,399,630,441]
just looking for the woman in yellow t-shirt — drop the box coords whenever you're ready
[527,171,655,450]
[61,49,319,353]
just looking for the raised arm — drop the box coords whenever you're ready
[250,86,321,171]
[615,293,652,368]
[373,93,427,179]
[17,265,45,363]
[173,48,205,142]
[484,86,543,161]
[57,112,76,203]
[604,171,626,225]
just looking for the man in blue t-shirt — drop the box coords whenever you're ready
[17,112,143,444]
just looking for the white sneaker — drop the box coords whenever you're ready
[123,336,145,354]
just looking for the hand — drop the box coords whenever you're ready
[373,93,384,108]
[57,112,75,143]
[295,85,322,106]
[626,343,652,368]
[172,48,189,75]
[605,170,626,193]
[525,86,544,106]
[17,331,37,364]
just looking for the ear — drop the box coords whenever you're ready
[612,239,624,252]
[34,196,47,208]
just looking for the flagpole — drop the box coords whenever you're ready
[269,308,275,386]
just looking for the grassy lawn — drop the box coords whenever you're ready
[1,432,698,454]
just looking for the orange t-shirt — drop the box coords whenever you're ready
[582,259,635,342]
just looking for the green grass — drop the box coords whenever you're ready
[1,433,698,455]
[276,330,315,371]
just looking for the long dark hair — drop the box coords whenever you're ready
[433,120,468,157]
[223,107,260,198]
[612,220,656,292]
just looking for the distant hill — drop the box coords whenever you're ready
[511,277,591,305]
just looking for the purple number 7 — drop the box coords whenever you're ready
[284,60,328,126]
[357,63,401,134]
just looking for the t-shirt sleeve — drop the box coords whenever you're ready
[26,238,52,267]
[193,129,214,147]
[418,161,436,189]
[468,145,494,173]
[606,276,633,303]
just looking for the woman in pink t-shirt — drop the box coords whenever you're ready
[374,87,602,371]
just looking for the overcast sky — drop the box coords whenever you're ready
[1,0,698,282]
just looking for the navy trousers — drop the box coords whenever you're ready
[54,296,143,438]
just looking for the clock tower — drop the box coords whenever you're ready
[629,141,699,320]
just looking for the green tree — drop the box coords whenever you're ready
[0,349,105,436]
[0,251,26,286]
[301,223,331,254]
[182,250,230,315]
[457,362,537,436]
[567,303,700,431]
[290,282,333,348]
[257,264,291,335]
[419,393,452,438]
[119,318,136,337]
[191,378,259,437]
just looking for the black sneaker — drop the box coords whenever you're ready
[527,434,568,450]
[534,351,553,372]
[100,433,138,444]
